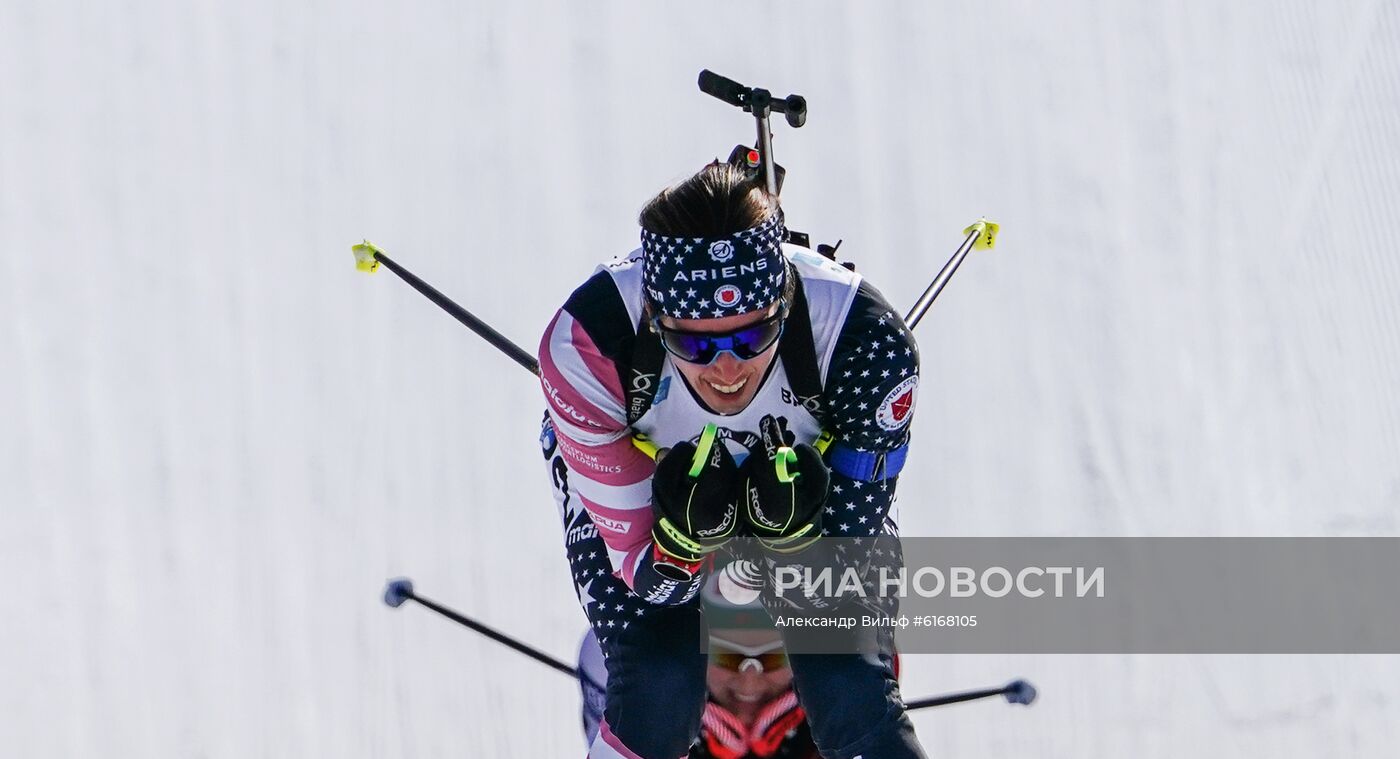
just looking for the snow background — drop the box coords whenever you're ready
[3,1,1399,756]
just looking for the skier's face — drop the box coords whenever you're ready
[706,651,793,724]
[658,305,782,415]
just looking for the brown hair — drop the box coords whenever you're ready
[638,161,778,238]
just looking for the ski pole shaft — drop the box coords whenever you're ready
[905,678,1036,710]
[353,241,540,375]
[905,685,998,709]
[384,579,1030,711]
[905,229,974,330]
[354,213,995,373]
[383,578,588,683]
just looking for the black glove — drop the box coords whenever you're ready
[741,416,829,552]
[651,424,741,568]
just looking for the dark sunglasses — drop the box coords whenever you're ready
[709,648,789,673]
[651,307,787,365]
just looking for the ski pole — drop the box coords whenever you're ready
[903,218,1000,330]
[353,241,540,375]
[905,679,1036,710]
[353,217,996,376]
[383,577,601,689]
[384,578,1033,712]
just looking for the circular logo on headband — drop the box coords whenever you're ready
[714,285,743,309]
[708,240,735,263]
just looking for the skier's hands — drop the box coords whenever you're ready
[699,695,807,759]
[651,424,741,570]
[700,702,748,759]
[749,696,807,757]
[741,416,829,552]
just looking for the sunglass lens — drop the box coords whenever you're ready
[655,312,784,364]
[710,651,745,670]
[729,319,783,359]
[660,331,716,363]
[708,649,789,672]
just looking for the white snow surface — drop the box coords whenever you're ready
[3,1,1399,756]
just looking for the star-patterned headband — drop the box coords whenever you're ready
[640,211,788,320]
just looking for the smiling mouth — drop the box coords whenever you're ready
[707,377,748,395]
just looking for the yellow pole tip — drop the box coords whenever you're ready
[352,240,381,273]
[963,219,1000,251]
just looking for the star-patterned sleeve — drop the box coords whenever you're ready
[820,280,920,539]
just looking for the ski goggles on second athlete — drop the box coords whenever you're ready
[651,308,786,365]
[709,647,789,674]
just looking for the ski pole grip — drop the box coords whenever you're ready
[698,70,747,107]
